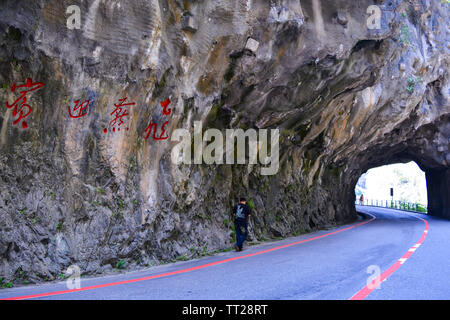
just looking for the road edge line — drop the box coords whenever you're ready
[2,214,376,300]
[349,213,429,300]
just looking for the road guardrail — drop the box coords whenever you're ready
[355,199,427,214]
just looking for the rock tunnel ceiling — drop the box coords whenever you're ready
[0,0,448,281]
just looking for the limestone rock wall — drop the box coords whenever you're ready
[0,0,448,284]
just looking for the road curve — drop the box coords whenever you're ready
[1,206,449,300]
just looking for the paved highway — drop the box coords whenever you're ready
[1,206,449,300]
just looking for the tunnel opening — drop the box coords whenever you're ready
[354,161,428,213]
[344,111,449,221]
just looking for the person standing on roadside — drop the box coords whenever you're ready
[233,197,252,252]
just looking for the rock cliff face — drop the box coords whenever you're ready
[0,0,448,284]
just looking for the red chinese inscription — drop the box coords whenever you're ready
[160,98,172,116]
[5,78,45,129]
[143,98,172,141]
[68,99,90,119]
[104,97,135,133]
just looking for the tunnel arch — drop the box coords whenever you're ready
[346,117,450,220]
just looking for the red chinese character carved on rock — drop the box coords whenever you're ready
[5,78,44,129]
[68,99,90,119]
[143,120,170,140]
[104,97,135,133]
[143,99,172,141]
[160,98,172,116]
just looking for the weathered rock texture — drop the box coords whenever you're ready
[0,0,448,284]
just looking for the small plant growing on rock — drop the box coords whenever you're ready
[57,273,67,280]
[117,197,126,210]
[199,244,209,256]
[400,25,411,46]
[0,278,13,288]
[116,259,126,270]
[174,255,188,262]
[56,221,64,231]
[247,199,255,210]
[406,75,423,93]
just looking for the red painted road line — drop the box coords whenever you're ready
[3,215,376,300]
[350,214,429,300]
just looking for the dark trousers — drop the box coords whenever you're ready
[234,219,248,249]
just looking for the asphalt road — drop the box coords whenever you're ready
[1,206,449,300]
